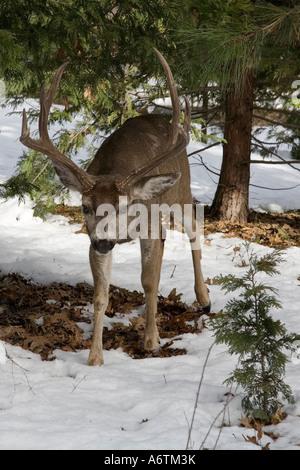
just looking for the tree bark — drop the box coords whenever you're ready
[210,71,254,223]
[201,85,209,136]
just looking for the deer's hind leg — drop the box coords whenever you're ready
[191,247,211,312]
[186,206,211,312]
[140,238,164,350]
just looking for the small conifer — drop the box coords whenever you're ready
[210,245,299,422]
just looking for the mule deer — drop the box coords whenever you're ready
[20,49,211,366]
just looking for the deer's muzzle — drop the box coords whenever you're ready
[91,239,115,254]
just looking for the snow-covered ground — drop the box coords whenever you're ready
[0,105,300,450]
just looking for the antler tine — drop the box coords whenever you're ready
[183,95,191,133]
[21,108,30,141]
[20,63,96,193]
[21,108,42,153]
[153,48,180,145]
[38,62,69,139]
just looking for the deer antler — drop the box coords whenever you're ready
[116,49,191,194]
[20,63,96,193]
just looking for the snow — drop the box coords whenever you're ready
[0,105,300,450]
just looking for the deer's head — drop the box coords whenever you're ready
[20,50,191,254]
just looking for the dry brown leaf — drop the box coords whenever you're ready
[1,273,208,361]
[243,434,259,445]
[167,288,182,303]
[130,316,146,331]
[272,406,283,425]
[262,442,271,451]
[240,416,252,429]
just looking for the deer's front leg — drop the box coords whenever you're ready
[140,238,164,350]
[88,246,112,366]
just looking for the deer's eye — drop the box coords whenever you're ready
[82,204,91,215]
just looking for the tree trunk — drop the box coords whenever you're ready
[201,86,208,136]
[210,71,254,223]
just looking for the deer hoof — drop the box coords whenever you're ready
[201,301,211,314]
[88,351,104,366]
[144,332,160,351]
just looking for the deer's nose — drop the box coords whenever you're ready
[91,239,115,254]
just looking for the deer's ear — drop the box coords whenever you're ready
[130,172,181,201]
[52,162,86,193]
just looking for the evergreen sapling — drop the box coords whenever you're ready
[210,245,299,422]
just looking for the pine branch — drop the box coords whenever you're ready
[252,135,300,172]
[253,114,300,130]
[250,159,300,164]
[224,6,299,46]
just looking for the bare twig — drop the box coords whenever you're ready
[186,340,216,450]
[253,114,300,130]
[252,134,300,173]
[5,350,35,399]
[188,141,222,159]
[250,159,300,164]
